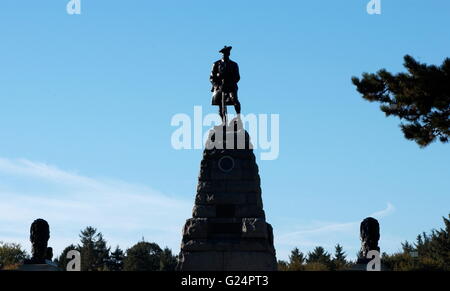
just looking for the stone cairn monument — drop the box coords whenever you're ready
[176,47,277,271]
[176,122,277,271]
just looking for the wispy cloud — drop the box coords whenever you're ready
[370,202,395,219]
[0,157,399,261]
[275,203,396,260]
[0,158,192,256]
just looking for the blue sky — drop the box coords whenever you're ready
[0,0,449,261]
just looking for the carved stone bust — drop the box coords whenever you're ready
[24,219,50,264]
[359,217,380,261]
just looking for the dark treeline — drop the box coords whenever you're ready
[55,226,178,271]
[0,226,177,271]
[1,214,449,271]
[277,214,450,271]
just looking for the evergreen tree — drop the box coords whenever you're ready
[79,227,96,271]
[288,247,305,271]
[415,214,450,270]
[401,241,415,253]
[78,226,111,271]
[331,244,348,271]
[159,247,177,271]
[352,55,450,147]
[108,246,125,271]
[307,246,331,264]
[94,232,111,271]
[277,260,289,271]
[306,246,331,270]
[383,214,450,271]
[382,252,416,271]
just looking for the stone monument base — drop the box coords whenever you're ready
[18,260,60,271]
[177,122,277,271]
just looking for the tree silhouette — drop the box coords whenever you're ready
[288,247,305,271]
[331,244,348,270]
[307,246,331,264]
[159,247,177,271]
[0,242,28,270]
[277,260,289,271]
[108,246,125,271]
[305,246,332,270]
[123,241,163,271]
[78,226,110,271]
[382,214,450,271]
[352,55,450,147]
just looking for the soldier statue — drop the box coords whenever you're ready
[210,46,241,124]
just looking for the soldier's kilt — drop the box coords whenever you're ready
[211,90,239,106]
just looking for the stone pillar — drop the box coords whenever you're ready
[177,121,277,271]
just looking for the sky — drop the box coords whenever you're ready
[0,0,449,261]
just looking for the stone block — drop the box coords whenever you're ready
[177,250,277,271]
[181,238,274,252]
[197,180,226,192]
[246,191,262,206]
[242,218,268,239]
[235,204,265,218]
[211,164,243,180]
[196,192,247,205]
[225,180,260,193]
[223,251,277,271]
[192,205,216,218]
[177,251,225,271]
[182,218,209,239]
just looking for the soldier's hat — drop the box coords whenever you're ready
[219,46,232,54]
